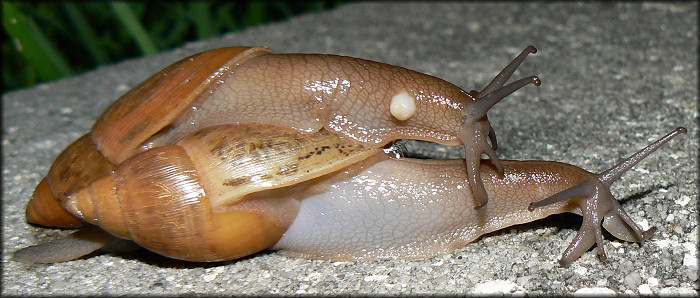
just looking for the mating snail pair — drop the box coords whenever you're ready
[15,46,685,267]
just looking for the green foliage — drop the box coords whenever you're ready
[2,1,345,91]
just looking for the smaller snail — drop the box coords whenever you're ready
[15,125,686,267]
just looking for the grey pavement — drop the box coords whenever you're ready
[3,2,697,295]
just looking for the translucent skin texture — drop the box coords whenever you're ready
[140,48,538,210]
[147,52,471,148]
[273,158,586,261]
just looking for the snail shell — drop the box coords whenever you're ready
[26,47,260,228]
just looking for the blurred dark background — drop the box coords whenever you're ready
[2,1,347,91]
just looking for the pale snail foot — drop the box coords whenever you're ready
[13,225,138,263]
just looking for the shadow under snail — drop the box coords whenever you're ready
[13,46,686,267]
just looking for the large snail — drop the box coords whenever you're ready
[16,122,685,265]
[13,46,685,266]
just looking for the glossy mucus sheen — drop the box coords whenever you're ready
[135,46,540,209]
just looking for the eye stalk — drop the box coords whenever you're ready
[461,46,540,209]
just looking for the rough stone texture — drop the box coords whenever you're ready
[3,2,697,295]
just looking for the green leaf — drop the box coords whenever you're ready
[189,2,216,39]
[62,3,109,64]
[243,1,267,26]
[2,1,72,81]
[109,1,158,55]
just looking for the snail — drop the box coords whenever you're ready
[25,46,541,217]
[15,123,685,266]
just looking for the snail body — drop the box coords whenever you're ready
[16,123,685,266]
[16,45,684,266]
[28,46,541,218]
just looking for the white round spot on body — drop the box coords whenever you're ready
[390,92,416,121]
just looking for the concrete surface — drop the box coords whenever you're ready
[3,2,697,295]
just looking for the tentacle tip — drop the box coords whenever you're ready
[487,155,505,177]
[642,227,657,241]
[598,250,608,261]
[527,203,536,212]
[532,76,541,86]
[676,127,687,134]
[526,45,537,54]
[558,258,571,268]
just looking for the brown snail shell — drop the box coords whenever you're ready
[26,47,268,228]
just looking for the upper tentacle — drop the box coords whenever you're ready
[460,46,540,209]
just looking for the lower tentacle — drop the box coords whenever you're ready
[461,120,504,209]
[487,120,498,150]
